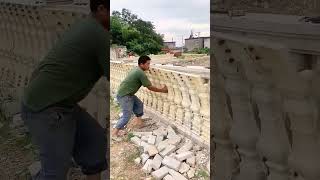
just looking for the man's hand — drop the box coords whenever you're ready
[161,85,168,93]
[147,85,168,93]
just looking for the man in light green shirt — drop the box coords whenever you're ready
[112,55,168,137]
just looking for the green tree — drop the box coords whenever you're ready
[110,8,163,56]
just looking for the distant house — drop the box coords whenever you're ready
[163,41,176,49]
[185,37,210,51]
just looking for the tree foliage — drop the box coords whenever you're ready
[110,9,164,56]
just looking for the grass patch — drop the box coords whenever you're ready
[127,147,140,163]
[195,169,209,179]
[126,132,134,142]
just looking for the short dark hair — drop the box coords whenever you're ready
[138,55,151,65]
[90,0,109,13]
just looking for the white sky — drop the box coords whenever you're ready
[110,0,210,47]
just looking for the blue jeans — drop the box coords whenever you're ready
[21,103,107,180]
[115,95,144,129]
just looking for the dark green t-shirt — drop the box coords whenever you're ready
[23,17,109,112]
[117,67,152,97]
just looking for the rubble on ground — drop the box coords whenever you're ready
[130,125,210,180]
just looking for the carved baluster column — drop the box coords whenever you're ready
[150,68,159,111]
[214,39,266,180]
[236,44,291,180]
[173,73,184,125]
[162,71,172,118]
[197,76,210,142]
[282,53,320,180]
[189,76,202,135]
[168,72,177,121]
[156,69,165,113]
[145,70,153,108]
[212,59,239,180]
[181,74,193,131]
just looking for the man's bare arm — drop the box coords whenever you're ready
[147,85,168,93]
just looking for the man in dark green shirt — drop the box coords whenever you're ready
[21,1,109,180]
[112,55,168,137]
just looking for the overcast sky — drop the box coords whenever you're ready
[110,0,210,47]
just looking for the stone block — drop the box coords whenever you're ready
[186,156,196,167]
[157,139,169,152]
[150,154,163,170]
[163,174,175,180]
[176,141,193,154]
[160,145,176,157]
[132,131,153,137]
[148,135,156,145]
[167,135,182,146]
[187,168,195,178]
[141,135,150,142]
[179,162,190,173]
[176,151,193,161]
[142,159,153,173]
[153,127,168,136]
[162,156,181,171]
[147,145,158,156]
[169,169,188,180]
[151,166,170,180]
[141,153,150,164]
[167,125,176,135]
[130,136,142,146]
[155,135,164,145]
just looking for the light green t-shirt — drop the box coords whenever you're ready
[117,67,152,97]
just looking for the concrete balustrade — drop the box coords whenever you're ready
[110,61,210,146]
[0,1,107,128]
[212,10,320,180]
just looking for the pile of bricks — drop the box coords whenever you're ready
[130,126,208,180]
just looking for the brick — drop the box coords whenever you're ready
[162,156,181,171]
[142,159,153,173]
[169,169,188,180]
[176,141,193,154]
[151,166,170,180]
[176,151,194,161]
[153,127,168,136]
[130,136,142,146]
[167,135,182,146]
[167,126,176,135]
[132,131,153,137]
[187,168,195,178]
[150,154,163,170]
[141,135,150,142]
[179,162,190,173]
[186,156,196,167]
[146,145,159,156]
[160,145,176,157]
[163,174,175,180]
[155,135,164,145]
[148,135,156,145]
[141,153,150,164]
[134,157,141,165]
[157,139,169,152]
[141,142,151,153]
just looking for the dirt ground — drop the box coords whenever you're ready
[110,101,150,180]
